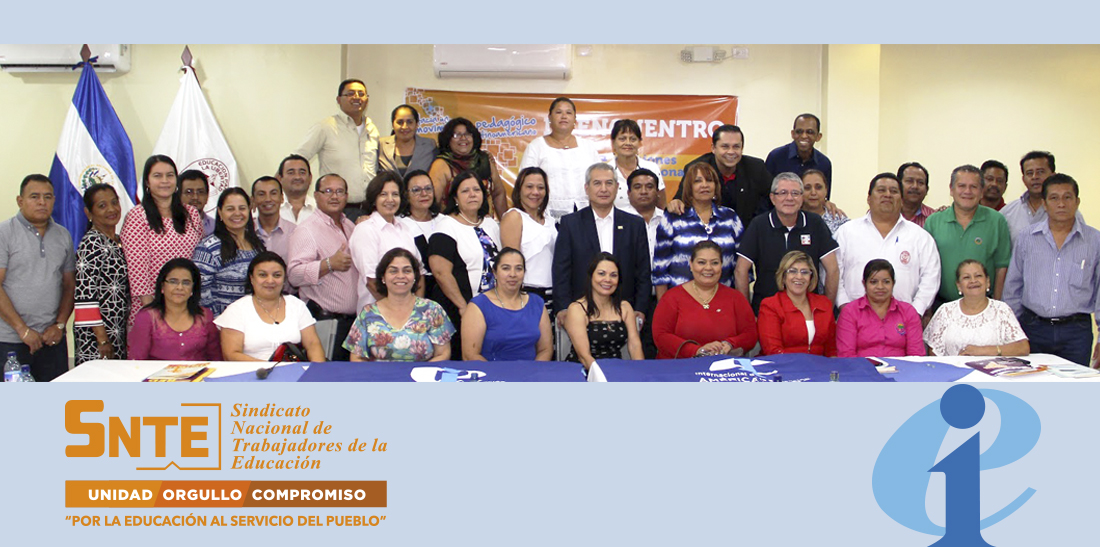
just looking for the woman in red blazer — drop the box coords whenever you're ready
[758,251,837,356]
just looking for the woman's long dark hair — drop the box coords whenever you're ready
[582,252,624,320]
[145,258,204,318]
[141,155,190,235]
[213,187,265,263]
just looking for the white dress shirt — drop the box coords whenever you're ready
[593,207,616,254]
[834,213,941,315]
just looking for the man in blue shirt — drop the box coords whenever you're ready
[1003,174,1100,366]
[765,114,833,197]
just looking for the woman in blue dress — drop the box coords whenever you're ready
[461,247,552,361]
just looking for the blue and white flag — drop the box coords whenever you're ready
[49,62,138,249]
[152,64,238,214]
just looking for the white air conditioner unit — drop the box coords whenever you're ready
[434,44,571,79]
[0,44,131,73]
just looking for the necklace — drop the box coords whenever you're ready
[691,281,719,310]
[494,287,524,310]
[255,296,282,324]
[456,211,480,226]
[547,133,573,149]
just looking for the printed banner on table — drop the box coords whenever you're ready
[152,65,238,214]
[49,62,139,249]
[404,88,737,195]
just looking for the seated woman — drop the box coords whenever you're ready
[563,253,645,370]
[653,241,757,359]
[345,248,454,361]
[128,258,221,361]
[836,259,925,357]
[924,259,1029,357]
[215,252,325,361]
[462,248,552,361]
[758,251,837,356]
[192,188,265,316]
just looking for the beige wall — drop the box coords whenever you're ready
[3,44,1097,223]
[0,44,343,220]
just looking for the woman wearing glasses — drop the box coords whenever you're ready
[378,104,437,178]
[757,251,837,356]
[399,169,441,296]
[429,117,507,219]
[128,258,221,361]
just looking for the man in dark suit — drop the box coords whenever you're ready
[553,163,651,327]
[668,124,773,223]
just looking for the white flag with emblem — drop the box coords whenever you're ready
[151,64,238,215]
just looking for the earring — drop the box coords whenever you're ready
[958,289,962,295]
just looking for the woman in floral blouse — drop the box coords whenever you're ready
[344,248,454,361]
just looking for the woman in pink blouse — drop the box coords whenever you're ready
[836,259,925,357]
[128,258,221,361]
[121,155,204,328]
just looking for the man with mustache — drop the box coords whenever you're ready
[898,161,940,228]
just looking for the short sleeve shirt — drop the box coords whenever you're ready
[0,214,75,342]
[214,295,317,360]
[737,210,838,309]
[924,205,1012,302]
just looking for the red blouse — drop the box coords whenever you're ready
[652,284,757,359]
[757,291,837,357]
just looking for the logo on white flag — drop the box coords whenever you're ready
[183,158,231,198]
[78,164,119,191]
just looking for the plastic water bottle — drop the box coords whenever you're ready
[20,364,35,383]
[3,352,21,383]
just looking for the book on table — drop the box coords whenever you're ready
[143,363,215,382]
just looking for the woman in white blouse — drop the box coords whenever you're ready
[216,252,325,361]
[428,171,502,357]
[518,97,599,220]
[501,166,556,308]
[349,171,424,312]
[398,169,441,296]
[924,259,1029,357]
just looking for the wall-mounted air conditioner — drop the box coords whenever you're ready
[0,44,131,73]
[433,44,571,79]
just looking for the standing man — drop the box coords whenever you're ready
[0,175,75,381]
[924,165,1012,307]
[251,176,296,264]
[765,114,833,196]
[979,159,1010,211]
[553,163,651,327]
[735,172,839,312]
[1000,151,1083,239]
[834,173,940,316]
[621,168,664,359]
[277,154,315,224]
[295,79,378,220]
[1004,174,1100,367]
[178,169,215,236]
[287,174,359,361]
[898,162,938,228]
[668,124,773,224]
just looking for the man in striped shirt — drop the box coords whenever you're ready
[1003,174,1100,366]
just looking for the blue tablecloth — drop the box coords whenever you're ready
[594,354,893,382]
[298,360,587,382]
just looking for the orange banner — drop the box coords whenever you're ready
[65,480,386,508]
[405,88,737,196]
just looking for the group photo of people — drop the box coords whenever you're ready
[4,72,1100,382]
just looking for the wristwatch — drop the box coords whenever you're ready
[54,323,66,332]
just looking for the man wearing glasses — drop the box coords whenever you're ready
[295,79,379,221]
[287,174,359,360]
[178,169,215,236]
[734,172,839,312]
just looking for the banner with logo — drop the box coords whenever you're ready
[405,88,737,195]
[48,62,139,248]
[152,65,238,214]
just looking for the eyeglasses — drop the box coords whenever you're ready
[181,188,208,196]
[452,132,473,141]
[772,190,804,198]
[341,91,368,98]
[409,186,434,195]
[785,268,813,277]
[165,278,194,287]
[317,188,348,196]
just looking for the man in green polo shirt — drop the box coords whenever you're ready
[924,165,1012,308]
